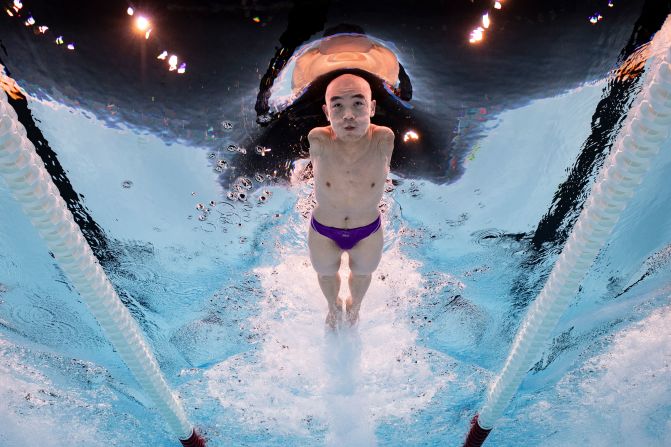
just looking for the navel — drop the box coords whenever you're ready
[344,216,349,221]
[371,182,375,188]
[326,181,331,187]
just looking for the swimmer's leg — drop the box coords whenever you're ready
[308,224,345,329]
[319,274,345,328]
[347,226,384,326]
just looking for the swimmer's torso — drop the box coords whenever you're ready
[309,124,393,228]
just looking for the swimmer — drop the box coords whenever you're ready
[307,74,394,329]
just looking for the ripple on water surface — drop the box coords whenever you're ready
[2,292,103,350]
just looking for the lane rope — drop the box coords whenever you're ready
[463,14,671,447]
[0,85,206,447]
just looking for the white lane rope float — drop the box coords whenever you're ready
[463,14,671,447]
[0,85,206,447]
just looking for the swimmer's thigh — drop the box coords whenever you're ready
[308,224,343,276]
[348,227,383,275]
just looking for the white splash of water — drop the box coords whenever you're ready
[518,301,671,446]
[205,247,454,444]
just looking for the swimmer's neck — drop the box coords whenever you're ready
[330,126,372,151]
[336,138,366,152]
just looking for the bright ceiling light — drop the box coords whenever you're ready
[135,16,150,32]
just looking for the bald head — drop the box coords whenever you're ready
[322,74,376,142]
[325,74,372,104]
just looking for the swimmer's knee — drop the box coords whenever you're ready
[317,272,340,282]
[350,268,376,277]
[312,262,340,277]
[349,262,378,276]
[348,251,382,276]
[350,272,373,281]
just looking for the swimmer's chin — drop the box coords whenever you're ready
[333,130,367,142]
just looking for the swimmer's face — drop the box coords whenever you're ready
[322,75,376,142]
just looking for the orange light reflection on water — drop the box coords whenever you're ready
[615,43,649,82]
[0,71,26,101]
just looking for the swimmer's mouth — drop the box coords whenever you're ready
[344,125,356,131]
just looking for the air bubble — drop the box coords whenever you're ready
[196,203,205,210]
[227,191,238,201]
[254,173,265,182]
[258,194,267,203]
[239,177,253,189]
[208,152,216,159]
[122,180,133,189]
[217,159,228,168]
[198,214,207,221]
[255,145,271,156]
[238,192,247,202]
[209,200,217,207]
[222,121,233,130]
[227,144,247,154]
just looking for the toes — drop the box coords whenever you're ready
[325,307,344,329]
[345,309,359,326]
[325,312,337,329]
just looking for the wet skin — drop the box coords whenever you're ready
[307,74,394,328]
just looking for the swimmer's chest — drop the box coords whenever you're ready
[315,142,387,192]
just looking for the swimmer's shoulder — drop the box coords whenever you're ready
[371,125,394,143]
[308,126,331,141]
[308,126,332,157]
[371,124,394,158]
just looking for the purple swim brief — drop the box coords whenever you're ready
[311,215,381,250]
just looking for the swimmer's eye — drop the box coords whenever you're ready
[331,103,342,108]
[354,101,364,106]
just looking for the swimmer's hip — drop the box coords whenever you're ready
[310,214,381,250]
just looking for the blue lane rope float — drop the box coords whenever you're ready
[0,88,206,447]
[463,14,671,447]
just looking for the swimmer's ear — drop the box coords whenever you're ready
[370,99,376,117]
[322,104,330,121]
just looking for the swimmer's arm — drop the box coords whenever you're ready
[376,126,395,162]
[308,127,330,159]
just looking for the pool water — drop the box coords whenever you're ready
[1,1,670,446]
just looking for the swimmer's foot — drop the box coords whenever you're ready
[345,309,359,326]
[325,297,345,330]
[344,296,360,327]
